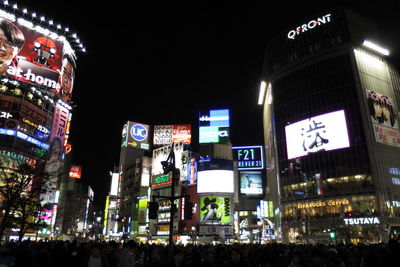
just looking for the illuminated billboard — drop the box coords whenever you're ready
[197,170,234,194]
[153,124,191,145]
[121,121,150,150]
[285,110,350,159]
[233,145,264,170]
[69,165,82,178]
[110,172,119,196]
[0,8,77,102]
[366,90,400,147]
[199,109,230,143]
[151,142,186,180]
[199,196,232,225]
[240,171,263,195]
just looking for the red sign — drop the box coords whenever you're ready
[69,165,82,179]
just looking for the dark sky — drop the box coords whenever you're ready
[12,2,400,205]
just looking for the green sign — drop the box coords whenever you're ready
[199,196,231,225]
[151,174,172,188]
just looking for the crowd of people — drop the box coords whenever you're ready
[0,238,399,267]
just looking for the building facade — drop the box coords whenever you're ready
[260,8,400,243]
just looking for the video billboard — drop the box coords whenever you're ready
[197,170,234,194]
[151,142,186,180]
[0,8,76,102]
[153,124,191,145]
[199,196,232,225]
[121,121,150,150]
[199,109,230,143]
[285,110,350,159]
[233,145,264,170]
[240,171,263,195]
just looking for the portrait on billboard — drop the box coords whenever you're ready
[367,90,400,147]
[199,196,231,225]
[0,18,25,75]
[60,51,76,103]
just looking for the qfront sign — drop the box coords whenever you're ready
[287,13,331,40]
[343,217,380,225]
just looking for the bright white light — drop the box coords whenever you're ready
[40,16,45,21]
[48,19,53,25]
[22,8,27,14]
[258,81,267,105]
[197,170,234,193]
[12,3,17,9]
[363,40,389,56]
[3,1,8,6]
[57,24,61,29]
[65,27,69,32]
[31,12,36,18]
[285,110,350,159]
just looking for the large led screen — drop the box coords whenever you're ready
[240,171,263,195]
[199,109,230,143]
[285,110,350,159]
[197,170,234,194]
[0,9,76,102]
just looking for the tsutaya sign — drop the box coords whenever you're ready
[343,217,380,225]
[288,14,332,40]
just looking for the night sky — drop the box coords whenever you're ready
[12,2,400,206]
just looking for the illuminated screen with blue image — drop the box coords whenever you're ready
[240,171,263,195]
[199,109,230,143]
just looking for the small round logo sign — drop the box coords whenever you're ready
[130,123,148,142]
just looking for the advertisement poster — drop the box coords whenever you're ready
[153,124,191,145]
[0,9,76,102]
[121,121,150,150]
[199,196,231,225]
[240,171,263,195]
[69,165,82,179]
[367,90,400,147]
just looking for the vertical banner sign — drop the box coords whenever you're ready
[366,90,400,147]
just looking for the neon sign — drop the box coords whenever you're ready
[343,217,380,225]
[233,145,264,170]
[287,14,331,40]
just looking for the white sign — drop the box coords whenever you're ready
[197,170,234,194]
[285,110,350,159]
[343,217,380,225]
[198,225,233,235]
[288,14,331,40]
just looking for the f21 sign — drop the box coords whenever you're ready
[232,146,264,170]
[285,110,350,159]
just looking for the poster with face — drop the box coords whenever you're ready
[0,9,76,102]
[367,90,400,147]
[199,196,231,225]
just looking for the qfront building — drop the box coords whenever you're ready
[260,8,400,243]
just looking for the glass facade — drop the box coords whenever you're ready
[262,8,400,243]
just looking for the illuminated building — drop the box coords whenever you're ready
[259,8,400,243]
[0,3,83,239]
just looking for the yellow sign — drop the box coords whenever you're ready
[297,199,349,209]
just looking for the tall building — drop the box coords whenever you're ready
[259,8,400,243]
[0,4,83,239]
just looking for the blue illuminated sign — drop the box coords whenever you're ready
[233,145,264,170]
[130,123,148,142]
[199,109,230,144]
[0,128,49,150]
